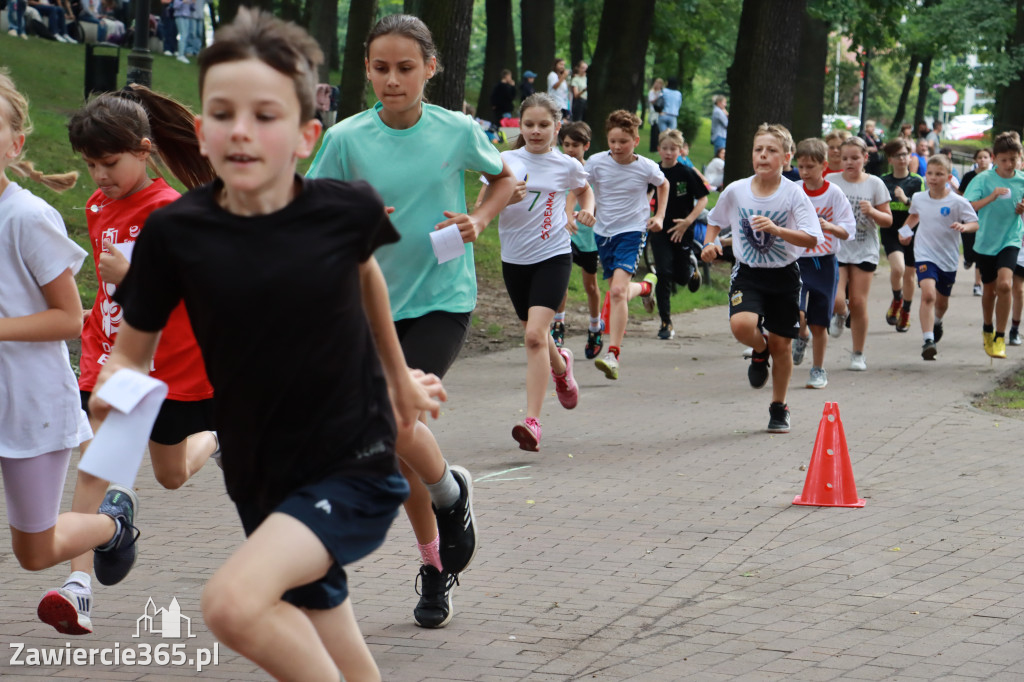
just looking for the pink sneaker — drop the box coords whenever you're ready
[512,418,542,451]
[551,347,579,409]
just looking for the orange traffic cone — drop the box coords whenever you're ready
[792,402,865,508]
[600,290,611,336]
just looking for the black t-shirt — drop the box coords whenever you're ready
[860,133,884,175]
[651,163,710,226]
[491,81,517,117]
[960,169,979,197]
[882,172,925,229]
[115,176,400,513]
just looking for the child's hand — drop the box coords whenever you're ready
[667,217,691,243]
[858,199,872,215]
[894,187,908,203]
[700,242,721,263]
[950,221,965,233]
[575,209,595,228]
[646,215,664,232]
[751,215,778,235]
[507,180,527,205]
[992,187,1011,200]
[898,232,912,245]
[391,369,447,428]
[436,212,485,243]
[1016,200,1024,216]
[98,239,130,286]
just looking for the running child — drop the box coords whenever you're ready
[90,10,445,680]
[824,129,850,175]
[308,14,514,628]
[0,69,139,627]
[38,86,221,636]
[829,136,893,371]
[701,123,822,432]
[901,153,978,360]
[648,128,708,340]
[791,137,855,389]
[963,131,1024,359]
[959,148,991,298]
[495,93,593,451]
[554,121,604,359]
[586,109,667,379]
[880,138,925,332]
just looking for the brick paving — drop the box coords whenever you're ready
[3,269,1024,681]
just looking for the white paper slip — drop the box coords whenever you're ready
[898,225,914,239]
[79,370,168,489]
[997,191,1013,200]
[430,224,466,264]
[112,241,135,262]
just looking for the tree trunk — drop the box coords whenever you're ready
[994,0,1024,135]
[215,0,271,25]
[420,0,475,111]
[279,0,302,24]
[338,0,378,121]
[912,55,932,127]
[893,53,919,130]
[587,0,657,152]
[724,0,807,186]
[476,0,516,120]
[569,0,586,67]
[790,11,827,144]
[521,0,555,84]
[404,0,421,15]
[307,0,338,83]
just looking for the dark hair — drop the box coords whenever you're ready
[794,137,827,164]
[512,93,561,149]
[559,121,592,146]
[883,139,910,157]
[993,131,1023,156]
[68,85,215,190]
[606,109,641,137]
[365,13,443,74]
[500,69,511,78]
[667,77,679,90]
[975,147,992,160]
[199,8,322,122]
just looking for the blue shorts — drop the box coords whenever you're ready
[596,231,646,280]
[797,255,839,328]
[234,472,409,610]
[916,261,956,297]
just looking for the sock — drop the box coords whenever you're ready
[639,281,652,297]
[923,332,935,342]
[984,323,994,333]
[425,462,461,510]
[554,312,565,323]
[893,290,903,301]
[1013,320,1020,333]
[65,571,92,591]
[589,316,601,332]
[995,331,1005,340]
[609,345,620,359]
[936,317,943,324]
[417,535,442,571]
[901,299,911,312]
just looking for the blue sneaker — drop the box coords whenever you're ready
[93,485,140,586]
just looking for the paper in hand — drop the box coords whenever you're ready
[430,224,466,264]
[898,225,914,240]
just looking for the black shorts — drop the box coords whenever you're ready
[234,471,409,610]
[880,226,916,265]
[570,241,599,275]
[840,260,878,273]
[975,247,1020,284]
[80,391,215,446]
[501,254,573,321]
[1015,264,1024,279]
[394,311,471,379]
[729,262,802,338]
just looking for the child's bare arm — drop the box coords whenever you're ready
[954,220,979,233]
[0,268,83,342]
[971,187,1010,212]
[819,218,850,241]
[750,215,817,248]
[570,183,596,227]
[700,223,723,261]
[88,323,162,422]
[438,160,517,243]
[647,180,668,232]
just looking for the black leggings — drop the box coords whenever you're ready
[393,311,472,379]
[648,227,695,322]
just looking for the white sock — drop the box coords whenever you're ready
[425,462,460,509]
[923,332,935,342]
[65,571,92,591]
[589,316,601,331]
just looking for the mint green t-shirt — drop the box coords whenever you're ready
[963,168,1024,256]
[307,103,503,321]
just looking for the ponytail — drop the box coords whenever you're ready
[9,160,78,193]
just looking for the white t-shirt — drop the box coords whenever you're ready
[800,180,856,257]
[830,173,890,265]
[0,182,92,458]
[909,190,979,273]
[547,71,569,110]
[496,148,588,265]
[585,151,666,237]
[708,176,823,268]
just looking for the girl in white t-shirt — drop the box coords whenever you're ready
[829,137,893,371]
[0,72,137,607]
[498,93,595,452]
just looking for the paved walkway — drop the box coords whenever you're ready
[3,270,1024,681]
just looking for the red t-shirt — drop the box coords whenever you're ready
[79,178,213,401]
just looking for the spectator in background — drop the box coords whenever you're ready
[711,95,728,154]
[860,119,884,176]
[704,147,725,190]
[7,0,27,38]
[927,120,942,152]
[160,0,176,56]
[185,0,204,57]
[648,77,664,152]
[490,69,517,122]
[27,0,77,42]
[570,61,588,122]
[916,120,931,143]
[939,147,960,190]
[171,0,194,63]
[547,58,570,121]
[899,123,913,141]
[657,77,682,132]
[520,70,536,101]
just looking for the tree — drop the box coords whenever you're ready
[569,0,586,67]
[994,0,1024,135]
[911,56,932,127]
[521,0,555,85]
[586,0,657,152]
[420,0,476,111]
[338,0,378,121]
[475,0,517,120]
[216,0,274,27]
[306,0,339,82]
[790,10,829,142]
[892,54,919,128]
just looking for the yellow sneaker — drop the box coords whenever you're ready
[983,331,995,356]
[990,336,1007,359]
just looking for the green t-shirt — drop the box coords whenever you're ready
[963,168,1024,256]
[307,103,503,321]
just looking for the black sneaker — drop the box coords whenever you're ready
[748,345,770,389]
[550,321,565,348]
[767,402,790,433]
[434,465,477,574]
[922,339,937,360]
[93,485,140,586]
[933,320,944,344]
[1010,328,1022,346]
[687,254,702,293]
[413,565,457,628]
[584,322,604,359]
[657,321,675,340]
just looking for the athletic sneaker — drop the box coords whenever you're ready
[550,321,565,348]
[896,308,911,332]
[990,336,1007,359]
[434,465,477,574]
[512,417,542,451]
[37,583,92,635]
[922,339,937,360]
[657,321,675,340]
[792,335,809,365]
[584,322,604,359]
[983,331,995,356]
[849,352,867,371]
[551,348,578,409]
[93,485,140,586]
[806,367,828,389]
[767,402,791,433]
[934,320,944,344]
[413,565,457,628]
[973,284,983,297]
[687,254,702,293]
[595,352,619,380]
[641,273,657,313]
[828,312,847,338]
[885,298,900,326]
[748,343,770,389]
[1010,329,1022,346]
[742,346,753,358]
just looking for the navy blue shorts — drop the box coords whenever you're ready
[916,261,956,297]
[596,231,646,280]
[797,255,839,328]
[234,472,409,610]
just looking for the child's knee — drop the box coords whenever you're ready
[609,282,628,300]
[152,468,188,490]
[996,277,1013,296]
[523,326,548,351]
[202,577,256,644]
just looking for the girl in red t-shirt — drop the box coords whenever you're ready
[37,87,219,637]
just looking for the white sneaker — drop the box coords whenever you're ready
[849,352,867,371]
[806,367,828,389]
[176,54,189,64]
[54,33,68,43]
[163,50,173,56]
[828,312,847,338]
[38,581,92,635]
[62,33,78,44]
[594,351,619,380]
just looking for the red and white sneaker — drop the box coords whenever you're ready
[551,347,579,409]
[512,418,542,452]
[38,584,93,635]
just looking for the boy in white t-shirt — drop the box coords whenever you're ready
[701,123,823,432]
[585,109,667,380]
[902,154,979,359]
[792,138,856,389]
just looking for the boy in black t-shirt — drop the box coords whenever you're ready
[88,10,446,681]
[648,129,709,338]
[881,139,926,331]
